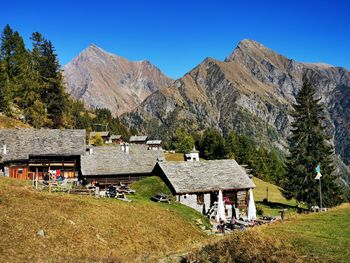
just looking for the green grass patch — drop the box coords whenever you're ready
[262,204,350,262]
[130,176,211,229]
[253,177,299,216]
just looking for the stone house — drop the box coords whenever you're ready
[80,144,163,187]
[0,129,86,180]
[154,159,255,217]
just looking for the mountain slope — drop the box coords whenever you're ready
[122,39,350,172]
[63,45,173,116]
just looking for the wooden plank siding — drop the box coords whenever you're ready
[9,165,29,180]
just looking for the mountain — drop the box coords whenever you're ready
[63,45,173,116]
[122,40,350,178]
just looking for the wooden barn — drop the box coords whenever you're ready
[129,135,148,145]
[154,159,255,216]
[146,140,162,150]
[0,129,86,180]
[89,131,110,144]
[80,144,163,187]
[109,134,123,144]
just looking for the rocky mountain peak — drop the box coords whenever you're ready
[63,46,173,116]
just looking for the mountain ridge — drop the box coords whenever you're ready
[121,39,350,176]
[63,45,173,116]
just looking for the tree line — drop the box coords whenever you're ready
[168,128,285,185]
[0,25,129,138]
[167,80,347,207]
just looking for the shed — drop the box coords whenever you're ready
[146,140,162,150]
[129,135,148,144]
[89,131,110,143]
[109,134,123,144]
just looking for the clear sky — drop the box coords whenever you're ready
[0,0,349,79]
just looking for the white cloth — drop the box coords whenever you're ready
[216,190,226,222]
[248,189,257,221]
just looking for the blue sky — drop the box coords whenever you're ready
[0,0,349,79]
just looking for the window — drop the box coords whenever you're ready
[18,168,23,174]
[197,193,204,205]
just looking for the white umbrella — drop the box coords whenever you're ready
[247,188,256,221]
[216,190,226,222]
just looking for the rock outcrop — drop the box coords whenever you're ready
[63,45,172,116]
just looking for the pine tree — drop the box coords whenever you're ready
[199,129,228,160]
[172,128,194,153]
[0,25,30,115]
[282,80,344,207]
[31,32,69,127]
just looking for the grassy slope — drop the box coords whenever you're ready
[0,114,29,128]
[0,177,207,262]
[261,204,350,262]
[186,204,350,262]
[253,177,298,216]
[130,176,211,228]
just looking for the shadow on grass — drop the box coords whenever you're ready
[256,201,308,213]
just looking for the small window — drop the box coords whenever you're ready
[197,194,204,205]
[18,168,23,174]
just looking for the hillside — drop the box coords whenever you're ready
[186,204,350,262]
[0,177,206,262]
[63,45,173,117]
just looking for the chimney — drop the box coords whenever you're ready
[86,145,93,155]
[3,145,7,155]
[121,142,129,153]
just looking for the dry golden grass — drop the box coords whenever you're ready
[0,177,206,262]
[164,152,185,162]
[0,114,30,128]
[185,229,299,263]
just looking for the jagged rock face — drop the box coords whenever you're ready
[122,39,350,171]
[63,45,173,116]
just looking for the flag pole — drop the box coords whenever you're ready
[319,176,322,210]
[315,163,323,211]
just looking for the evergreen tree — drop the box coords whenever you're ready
[282,81,344,207]
[31,32,69,127]
[0,25,30,115]
[199,129,228,160]
[172,128,195,153]
[20,65,50,127]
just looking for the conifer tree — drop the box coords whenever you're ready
[282,80,344,207]
[0,25,31,116]
[31,32,69,127]
[199,129,228,159]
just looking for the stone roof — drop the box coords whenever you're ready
[109,134,122,140]
[157,159,255,194]
[81,145,164,176]
[90,131,110,137]
[146,140,162,145]
[0,129,86,163]
[129,135,148,142]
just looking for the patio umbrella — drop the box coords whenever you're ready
[216,190,226,222]
[247,189,257,221]
[231,204,237,224]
